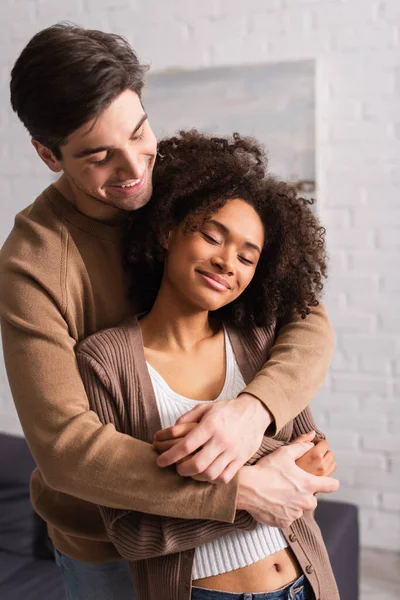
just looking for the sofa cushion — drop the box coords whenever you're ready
[0,434,37,556]
[0,433,36,487]
[0,551,65,600]
[0,487,36,556]
[315,499,359,600]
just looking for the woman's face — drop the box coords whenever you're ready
[163,198,265,313]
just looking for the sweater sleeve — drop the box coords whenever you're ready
[0,269,238,523]
[243,302,334,435]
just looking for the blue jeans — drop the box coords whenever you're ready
[191,575,313,600]
[54,548,136,600]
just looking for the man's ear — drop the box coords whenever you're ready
[31,139,63,173]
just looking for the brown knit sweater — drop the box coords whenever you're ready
[0,184,335,563]
[76,318,339,600]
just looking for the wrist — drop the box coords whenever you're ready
[258,402,274,430]
[236,466,253,511]
[240,392,273,430]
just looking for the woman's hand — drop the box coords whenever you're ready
[154,426,336,481]
[153,423,198,460]
[237,436,339,528]
[294,432,337,477]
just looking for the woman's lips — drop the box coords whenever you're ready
[196,270,231,292]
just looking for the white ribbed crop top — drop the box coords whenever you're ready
[146,328,288,579]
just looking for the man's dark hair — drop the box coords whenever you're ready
[125,130,328,329]
[10,22,148,159]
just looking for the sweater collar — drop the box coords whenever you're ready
[43,184,124,242]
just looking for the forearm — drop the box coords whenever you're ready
[1,316,238,523]
[239,393,274,431]
[243,302,334,434]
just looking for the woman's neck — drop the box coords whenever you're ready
[139,287,216,354]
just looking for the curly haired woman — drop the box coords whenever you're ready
[76,130,339,600]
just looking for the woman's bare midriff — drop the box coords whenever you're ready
[192,547,302,594]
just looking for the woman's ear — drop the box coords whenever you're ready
[161,230,171,250]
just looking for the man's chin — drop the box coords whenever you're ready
[124,190,152,212]
[102,186,150,212]
[129,181,153,211]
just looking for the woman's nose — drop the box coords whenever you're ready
[212,253,235,275]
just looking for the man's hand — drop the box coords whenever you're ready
[154,428,337,477]
[236,433,340,529]
[153,394,272,483]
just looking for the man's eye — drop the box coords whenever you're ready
[92,152,111,165]
[133,129,145,141]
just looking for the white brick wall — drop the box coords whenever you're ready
[0,0,399,551]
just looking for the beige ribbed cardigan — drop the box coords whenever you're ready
[76,317,339,600]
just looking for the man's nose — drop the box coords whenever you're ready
[118,150,143,179]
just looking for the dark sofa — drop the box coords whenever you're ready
[0,433,359,599]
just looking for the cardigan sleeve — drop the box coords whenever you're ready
[243,301,334,435]
[291,406,326,441]
[100,507,256,561]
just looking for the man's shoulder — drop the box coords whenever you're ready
[0,186,78,318]
[0,186,67,273]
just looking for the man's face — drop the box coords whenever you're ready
[57,90,157,219]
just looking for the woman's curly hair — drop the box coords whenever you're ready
[125,129,327,328]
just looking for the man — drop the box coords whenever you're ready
[0,23,338,599]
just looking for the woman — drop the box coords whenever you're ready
[76,131,339,600]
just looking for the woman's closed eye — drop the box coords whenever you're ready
[239,256,255,266]
[202,232,256,265]
[202,232,221,245]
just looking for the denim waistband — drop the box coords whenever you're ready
[191,574,310,600]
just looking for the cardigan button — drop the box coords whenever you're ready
[305,564,314,575]
[289,533,298,542]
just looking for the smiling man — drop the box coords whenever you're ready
[0,23,335,600]
[34,93,156,219]
[51,99,154,219]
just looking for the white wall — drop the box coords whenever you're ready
[0,0,399,551]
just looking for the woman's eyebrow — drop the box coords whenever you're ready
[207,219,261,254]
